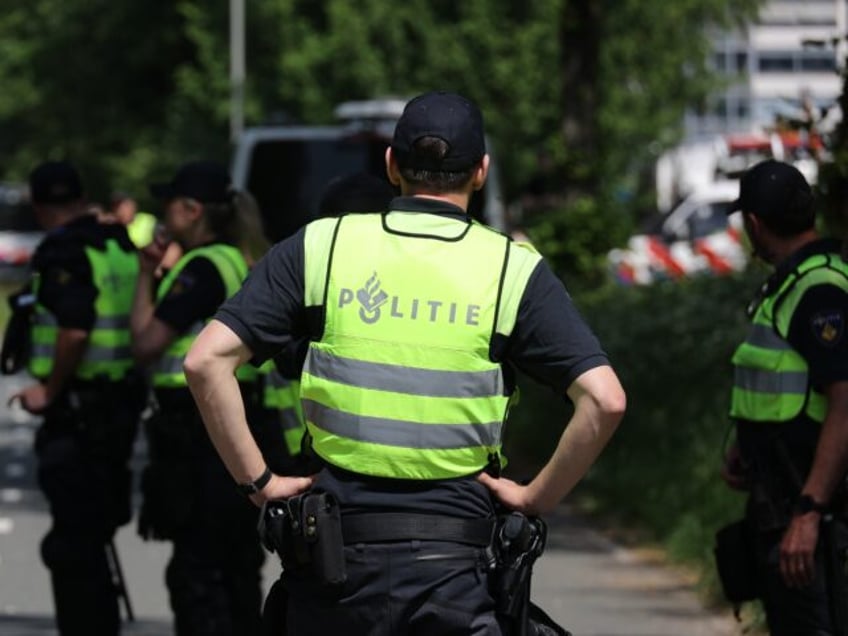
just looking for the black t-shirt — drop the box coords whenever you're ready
[215,198,609,517]
[32,215,134,331]
[154,255,228,334]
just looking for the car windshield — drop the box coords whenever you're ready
[245,133,488,242]
[687,201,734,239]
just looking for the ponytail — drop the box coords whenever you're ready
[202,188,270,266]
[233,189,271,265]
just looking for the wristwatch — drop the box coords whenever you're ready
[237,466,272,496]
[794,494,828,515]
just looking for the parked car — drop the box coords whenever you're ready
[609,180,746,285]
[231,98,507,243]
[0,182,40,282]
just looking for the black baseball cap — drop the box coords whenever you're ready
[149,160,232,203]
[729,159,813,219]
[29,161,84,205]
[391,91,486,172]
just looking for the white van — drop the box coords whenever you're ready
[231,98,507,243]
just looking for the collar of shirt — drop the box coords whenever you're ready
[388,196,470,222]
[767,238,843,294]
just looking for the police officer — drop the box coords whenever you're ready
[721,159,848,635]
[184,91,625,635]
[130,160,270,635]
[7,161,142,635]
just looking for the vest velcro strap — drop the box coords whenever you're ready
[341,513,494,546]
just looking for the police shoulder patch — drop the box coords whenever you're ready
[167,273,195,298]
[811,310,844,346]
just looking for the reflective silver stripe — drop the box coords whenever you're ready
[29,343,54,359]
[156,355,186,376]
[155,323,204,375]
[280,409,303,432]
[303,399,499,449]
[33,313,57,327]
[31,343,132,362]
[95,315,130,329]
[32,313,129,330]
[304,349,504,398]
[268,369,294,389]
[734,368,808,394]
[83,346,133,362]
[747,324,792,350]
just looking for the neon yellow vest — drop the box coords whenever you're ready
[29,238,138,381]
[260,360,306,456]
[152,243,254,388]
[730,251,848,423]
[300,212,541,480]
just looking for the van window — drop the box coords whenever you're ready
[0,184,35,232]
[686,201,734,240]
[245,134,489,243]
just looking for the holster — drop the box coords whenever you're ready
[491,512,570,636]
[713,518,760,608]
[259,491,346,587]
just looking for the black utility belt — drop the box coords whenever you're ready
[342,513,495,546]
[259,492,497,587]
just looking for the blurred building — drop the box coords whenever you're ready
[687,0,846,137]
[656,1,847,214]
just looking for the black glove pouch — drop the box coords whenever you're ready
[260,490,346,588]
[714,519,760,605]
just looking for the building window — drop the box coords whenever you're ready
[759,52,795,72]
[799,51,836,72]
[756,49,837,73]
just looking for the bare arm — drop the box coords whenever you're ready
[184,319,313,505]
[780,380,848,588]
[130,250,178,365]
[800,381,848,504]
[9,327,89,413]
[480,364,626,515]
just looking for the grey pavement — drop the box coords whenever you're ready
[0,374,743,635]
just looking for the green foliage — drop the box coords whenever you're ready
[525,195,631,291]
[0,0,760,252]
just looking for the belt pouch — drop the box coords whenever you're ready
[714,519,760,604]
[302,492,346,586]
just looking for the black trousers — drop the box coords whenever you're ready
[756,522,848,636]
[35,383,140,636]
[142,399,265,636]
[280,540,503,636]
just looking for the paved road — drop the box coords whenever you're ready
[0,375,742,635]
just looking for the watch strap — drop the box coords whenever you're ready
[794,494,828,515]
[237,466,272,496]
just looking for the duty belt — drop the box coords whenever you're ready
[341,513,495,546]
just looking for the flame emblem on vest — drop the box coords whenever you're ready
[356,272,389,324]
